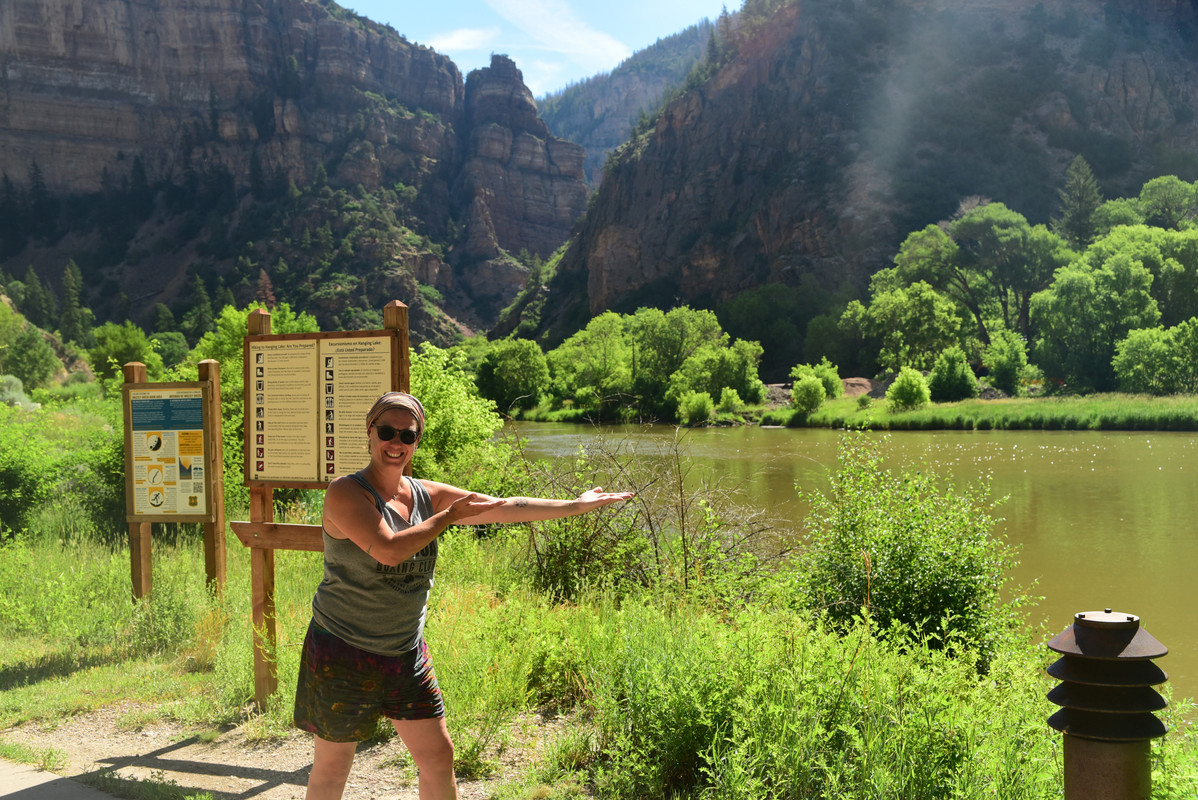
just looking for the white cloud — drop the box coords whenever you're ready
[484,0,631,73]
[428,27,502,53]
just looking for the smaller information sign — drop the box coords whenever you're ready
[128,387,209,517]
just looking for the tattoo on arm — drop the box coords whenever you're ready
[514,497,529,508]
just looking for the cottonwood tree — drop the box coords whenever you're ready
[1031,253,1160,391]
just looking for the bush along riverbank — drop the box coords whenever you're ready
[762,392,1198,431]
[3,398,1197,798]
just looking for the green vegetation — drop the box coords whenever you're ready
[886,367,931,412]
[763,393,1198,432]
[4,383,1198,797]
[481,306,767,425]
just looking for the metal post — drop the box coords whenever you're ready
[1047,609,1168,800]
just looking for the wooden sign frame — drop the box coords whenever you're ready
[121,360,226,598]
[232,301,409,708]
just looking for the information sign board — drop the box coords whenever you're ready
[124,385,213,521]
[245,333,396,485]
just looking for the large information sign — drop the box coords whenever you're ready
[124,385,213,520]
[245,332,397,485]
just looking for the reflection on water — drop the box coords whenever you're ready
[512,422,1197,702]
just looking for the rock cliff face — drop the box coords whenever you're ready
[519,0,1198,344]
[453,56,587,317]
[0,0,588,334]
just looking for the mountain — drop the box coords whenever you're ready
[501,0,1198,363]
[537,20,713,185]
[0,0,588,342]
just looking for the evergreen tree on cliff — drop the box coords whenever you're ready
[1053,155,1103,249]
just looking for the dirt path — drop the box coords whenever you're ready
[2,704,558,799]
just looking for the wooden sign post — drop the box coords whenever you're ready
[121,359,226,599]
[232,301,410,709]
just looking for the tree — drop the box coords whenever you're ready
[1112,326,1173,394]
[58,260,95,347]
[866,281,962,372]
[1138,176,1196,230]
[476,338,550,412]
[1113,317,1198,394]
[982,329,1029,396]
[1082,225,1198,328]
[949,202,1073,339]
[5,326,62,390]
[410,343,506,485]
[789,357,842,399]
[547,312,633,413]
[0,173,26,257]
[151,330,190,369]
[664,338,766,418]
[27,160,57,241]
[1092,198,1145,236]
[625,306,725,415]
[88,321,165,382]
[1053,155,1103,248]
[927,346,979,402]
[1031,254,1160,391]
[149,302,177,333]
[19,266,53,329]
[182,274,215,343]
[255,269,277,308]
[890,206,1073,344]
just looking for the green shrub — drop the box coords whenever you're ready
[789,356,843,399]
[886,366,930,411]
[0,405,60,535]
[678,390,714,426]
[982,329,1028,396]
[0,375,34,409]
[857,394,873,410]
[790,375,826,416]
[716,387,743,413]
[801,432,1015,662]
[928,346,980,402]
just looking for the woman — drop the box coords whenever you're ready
[297,391,632,800]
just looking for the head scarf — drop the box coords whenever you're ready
[365,391,426,442]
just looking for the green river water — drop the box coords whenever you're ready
[512,422,1197,702]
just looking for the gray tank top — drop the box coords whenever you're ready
[311,473,437,655]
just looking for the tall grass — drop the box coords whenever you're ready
[764,393,1198,431]
[3,409,1198,798]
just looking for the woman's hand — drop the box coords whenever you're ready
[576,487,635,510]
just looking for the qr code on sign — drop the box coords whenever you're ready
[193,483,204,493]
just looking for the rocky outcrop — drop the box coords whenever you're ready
[0,0,588,333]
[0,0,463,193]
[519,0,1198,345]
[445,55,588,319]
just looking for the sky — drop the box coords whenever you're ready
[339,0,733,97]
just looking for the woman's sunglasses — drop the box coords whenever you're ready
[373,424,418,444]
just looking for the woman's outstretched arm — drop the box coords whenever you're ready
[421,481,634,525]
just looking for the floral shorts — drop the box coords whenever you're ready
[293,620,444,742]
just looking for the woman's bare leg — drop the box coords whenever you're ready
[306,736,357,800]
[390,717,456,800]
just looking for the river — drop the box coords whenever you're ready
[511,422,1197,703]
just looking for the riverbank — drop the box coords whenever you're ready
[762,392,1198,431]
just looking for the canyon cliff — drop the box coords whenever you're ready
[506,0,1198,348]
[0,0,587,339]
